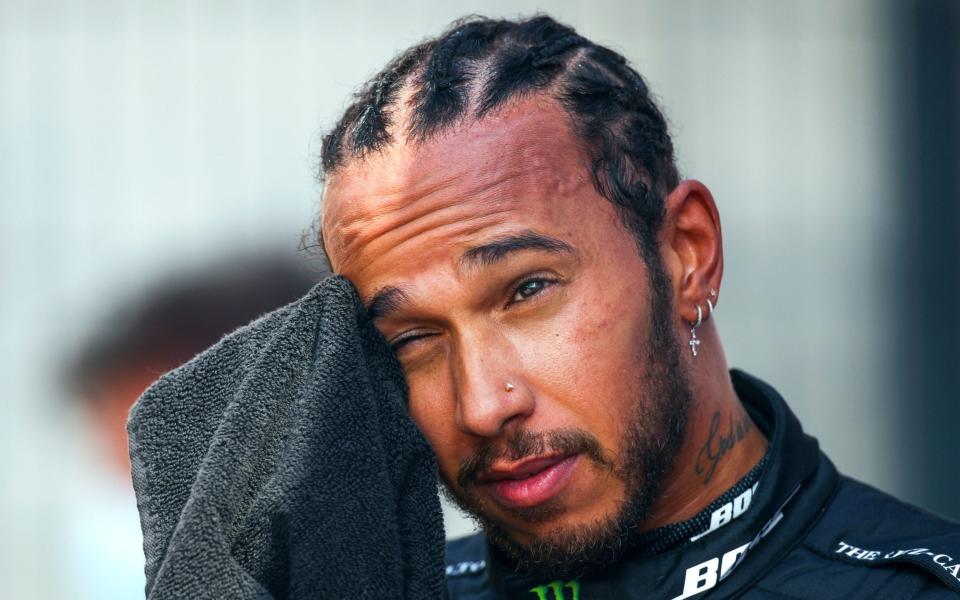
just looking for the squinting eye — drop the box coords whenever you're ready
[390,332,431,352]
[511,278,553,303]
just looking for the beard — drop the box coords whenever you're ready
[440,255,694,580]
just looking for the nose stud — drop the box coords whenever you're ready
[504,382,515,392]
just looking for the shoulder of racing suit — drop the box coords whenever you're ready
[750,474,960,598]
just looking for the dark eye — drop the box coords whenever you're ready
[510,278,553,303]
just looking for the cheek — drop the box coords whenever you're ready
[516,278,650,435]
[406,379,464,481]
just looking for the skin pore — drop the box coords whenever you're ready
[321,96,768,576]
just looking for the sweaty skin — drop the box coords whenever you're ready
[321,97,767,548]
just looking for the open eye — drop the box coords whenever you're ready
[509,277,555,304]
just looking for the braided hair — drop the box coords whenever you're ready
[319,15,679,265]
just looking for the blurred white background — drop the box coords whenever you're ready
[2,1,957,598]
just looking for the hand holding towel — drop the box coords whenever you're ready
[127,275,446,599]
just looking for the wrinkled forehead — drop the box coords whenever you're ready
[320,98,590,272]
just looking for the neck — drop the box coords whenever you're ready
[641,323,768,531]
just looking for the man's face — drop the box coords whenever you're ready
[322,99,690,575]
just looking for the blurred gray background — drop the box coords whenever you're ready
[1,1,957,598]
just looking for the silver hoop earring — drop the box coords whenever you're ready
[706,298,715,321]
[689,304,703,358]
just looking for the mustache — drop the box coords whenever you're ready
[456,427,613,490]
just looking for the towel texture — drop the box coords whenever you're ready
[127,275,447,599]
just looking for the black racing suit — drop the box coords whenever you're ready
[445,370,960,599]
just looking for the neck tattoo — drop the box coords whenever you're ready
[694,410,754,485]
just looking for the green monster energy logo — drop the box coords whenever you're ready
[529,579,581,600]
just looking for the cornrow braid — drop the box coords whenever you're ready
[530,32,585,68]
[349,78,390,156]
[318,14,679,268]
[560,44,677,260]
[409,21,499,139]
[478,26,585,116]
[320,41,433,172]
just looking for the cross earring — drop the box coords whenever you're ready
[689,304,703,357]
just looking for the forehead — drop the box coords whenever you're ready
[321,98,603,285]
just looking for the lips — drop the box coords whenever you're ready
[478,454,580,509]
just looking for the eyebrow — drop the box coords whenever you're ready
[364,229,578,322]
[458,229,578,269]
[365,285,412,322]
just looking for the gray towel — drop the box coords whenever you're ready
[127,275,447,599]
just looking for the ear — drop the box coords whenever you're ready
[659,179,723,323]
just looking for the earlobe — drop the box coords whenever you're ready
[662,179,724,323]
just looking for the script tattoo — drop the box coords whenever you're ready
[695,411,753,485]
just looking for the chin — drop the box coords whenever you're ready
[487,508,637,580]
[449,484,638,578]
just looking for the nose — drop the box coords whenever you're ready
[451,330,534,438]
